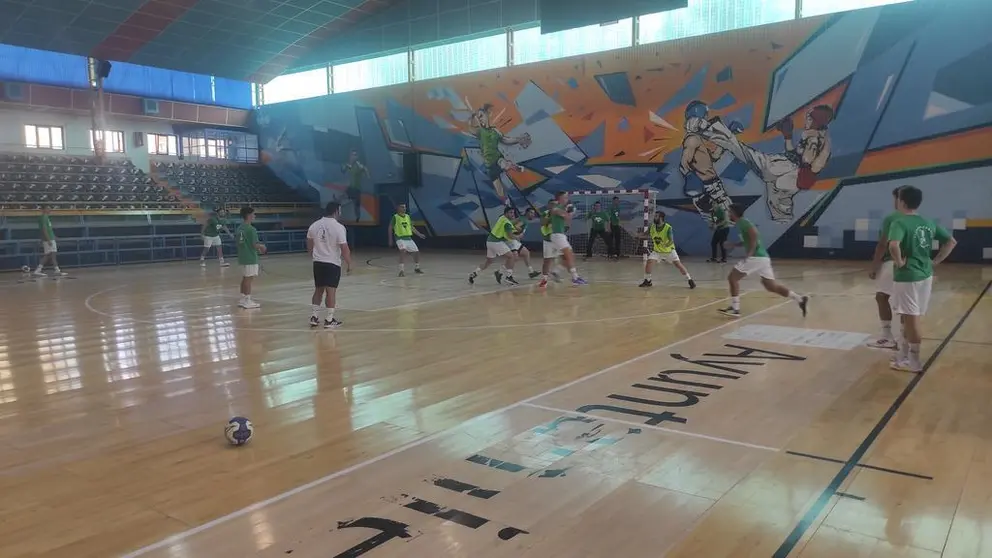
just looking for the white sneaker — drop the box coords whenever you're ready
[200,260,206,267]
[32,269,45,277]
[219,261,231,268]
[243,300,260,309]
[866,338,897,350]
[53,270,68,277]
[890,358,921,373]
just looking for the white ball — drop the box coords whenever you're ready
[21,265,30,273]
[566,204,575,213]
[225,417,254,446]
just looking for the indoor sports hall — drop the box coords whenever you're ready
[1,0,991,557]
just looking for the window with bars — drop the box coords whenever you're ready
[413,34,508,81]
[148,133,178,156]
[205,138,229,160]
[333,52,410,93]
[512,20,633,66]
[261,67,329,105]
[24,125,65,150]
[90,130,125,153]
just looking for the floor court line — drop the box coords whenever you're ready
[520,402,779,452]
[121,298,790,557]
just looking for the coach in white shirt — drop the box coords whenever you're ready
[307,202,352,329]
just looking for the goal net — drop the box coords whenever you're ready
[567,190,653,259]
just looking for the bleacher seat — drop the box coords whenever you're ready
[0,153,182,211]
[154,161,307,206]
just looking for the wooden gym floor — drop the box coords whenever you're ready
[0,252,989,558]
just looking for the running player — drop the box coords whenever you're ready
[866,187,903,349]
[549,191,587,285]
[887,185,956,372]
[509,208,541,278]
[236,207,266,309]
[308,202,351,328]
[638,211,696,289]
[200,207,231,267]
[388,203,425,277]
[538,199,564,288]
[469,206,519,285]
[33,205,67,277]
[718,203,808,317]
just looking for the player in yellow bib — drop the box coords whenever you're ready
[469,206,520,285]
[388,203,426,277]
[638,212,695,289]
[508,208,541,279]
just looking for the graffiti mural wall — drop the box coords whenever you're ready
[255,1,992,260]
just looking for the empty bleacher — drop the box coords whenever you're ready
[154,161,310,207]
[0,153,183,211]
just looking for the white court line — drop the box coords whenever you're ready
[521,403,779,452]
[120,298,791,557]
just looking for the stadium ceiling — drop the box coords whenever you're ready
[0,0,398,83]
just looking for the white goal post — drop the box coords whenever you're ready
[566,189,654,259]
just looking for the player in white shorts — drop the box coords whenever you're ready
[638,211,696,289]
[200,208,231,267]
[866,187,903,349]
[537,199,566,288]
[509,208,541,279]
[718,203,808,318]
[469,206,519,285]
[546,191,587,286]
[886,186,956,372]
[388,203,426,277]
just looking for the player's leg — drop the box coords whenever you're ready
[323,264,343,328]
[754,258,808,316]
[239,265,259,308]
[397,244,407,276]
[409,241,423,274]
[215,239,228,267]
[519,246,538,277]
[310,262,327,327]
[716,228,729,262]
[867,261,897,349]
[199,236,211,265]
[719,266,747,317]
[890,277,931,372]
[471,243,501,284]
[501,249,519,285]
[669,253,696,289]
[553,233,586,285]
[611,228,622,259]
[708,229,719,262]
[585,230,596,259]
[640,253,658,287]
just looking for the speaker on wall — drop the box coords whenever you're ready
[403,152,421,187]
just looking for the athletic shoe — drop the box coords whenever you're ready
[505,276,519,285]
[528,271,541,279]
[32,269,45,277]
[309,315,320,328]
[890,358,921,373]
[398,270,405,277]
[866,338,897,350]
[706,258,718,263]
[219,261,231,268]
[688,278,696,289]
[799,295,809,317]
[638,279,653,288]
[572,277,587,286]
[53,269,68,277]
[200,260,206,267]
[718,306,741,318]
[238,299,260,309]
[494,270,503,284]
[719,259,727,263]
[538,277,548,288]
[324,318,343,329]
[468,272,477,285]
[414,268,424,274]
[551,271,562,283]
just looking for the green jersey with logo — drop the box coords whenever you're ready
[551,205,568,234]
[588,210,608,231]
[879,211,900,262]
[345,162,365,190]
[204,215,224,237]
[487,215,514,243]
[479,128,503,166]
[887,214,951,282]
[736,218,768,258]
[39,214,54,240]
[392,213,413,240]
[649,222,675,253]
[609,205,621,226]
[712,207,730,230]
[236,224,260,265]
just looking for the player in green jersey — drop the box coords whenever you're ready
[33,205,67,277]
[887,186,956,372]
[584,201,611,260]
[866,187,903,350]
[538,199,566,288]
[388,203,426,277]
[200,207,232,267]
[718,203,808,317]
[708,205,731,263]
[470,104,531,202]
[236,207,266,309]
[469,206,520,285]
[637,212,695,289]
[507,208,540,278]
[342,149,370,222]
[547,191,587,285]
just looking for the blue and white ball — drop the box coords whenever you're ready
[225,417,254,446]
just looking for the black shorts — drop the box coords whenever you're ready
[313,261,342,288]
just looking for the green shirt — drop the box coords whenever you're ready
[588,211,608,231]
[736,218,768,258]
[514,219,527,235]
[887,214,951,283]
[551,205,567,234]
[39,214,54,241]
[487,216,514,243]
[204,216,224,237]
[878,211,899,262]
[345,162,365,190]
[609,205,621,226]
[479,128,502,166]
[649,222,675,253]
[236,224,260,265]
[392,213,413,240]
[712,207,730,230]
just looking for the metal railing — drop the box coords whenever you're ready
[0,230,308,272]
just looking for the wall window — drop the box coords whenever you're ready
[413,33,508,81]
[24,125,64,150]
[333,52,410,93]
[91,130,125,153]
[639,0,794,44]
[261,67,329,105]
[512,20,633,66]
[183,137,205,157]
[148,133,178,156]
[205,138,229,159]
[800,0,914,17]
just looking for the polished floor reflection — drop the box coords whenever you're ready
[0,253,988,557]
